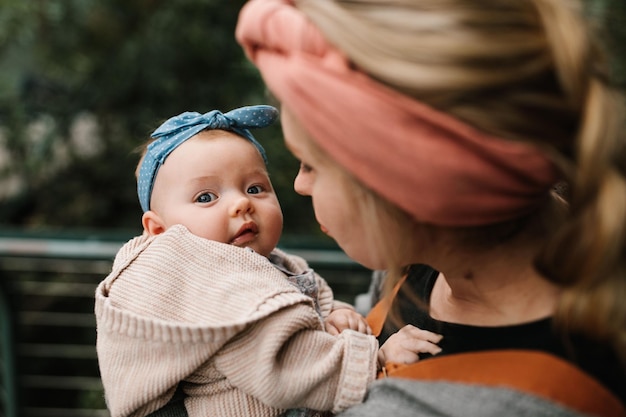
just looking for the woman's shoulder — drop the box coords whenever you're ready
[337,377,592,417]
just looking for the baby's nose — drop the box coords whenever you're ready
[229,194,253,216]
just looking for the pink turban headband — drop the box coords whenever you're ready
[236,0,559,226]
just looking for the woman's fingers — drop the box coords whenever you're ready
[399,324,443,344]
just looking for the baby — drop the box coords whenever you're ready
[95,105,377,417]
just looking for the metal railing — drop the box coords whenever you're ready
[1,283,17,417]
[0,231,371,417]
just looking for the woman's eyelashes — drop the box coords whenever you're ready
[299,161,313,173]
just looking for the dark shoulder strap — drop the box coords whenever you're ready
[382,350,625,417]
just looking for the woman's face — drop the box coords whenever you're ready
[281,107,388,270]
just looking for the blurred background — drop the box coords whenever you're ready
[0,0,624,416]
[0,0,320,235]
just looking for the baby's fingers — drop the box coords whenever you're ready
[324,322,341,336]
[355,317,372,335]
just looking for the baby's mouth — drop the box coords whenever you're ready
[231,222,259,246]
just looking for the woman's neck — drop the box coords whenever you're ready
[425,234,561,327]
[429,269,560,326]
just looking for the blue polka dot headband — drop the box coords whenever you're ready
[137,105,279,212]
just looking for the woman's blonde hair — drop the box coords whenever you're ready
[297,0,626,364]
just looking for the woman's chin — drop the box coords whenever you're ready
[339,244,385,271]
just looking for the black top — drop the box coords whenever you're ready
[378,264,626,404]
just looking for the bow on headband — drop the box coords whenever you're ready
[137,105,279,212]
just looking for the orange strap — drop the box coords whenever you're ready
[381,350,624,417]
[365,276,624,416]
[365,274,407,337]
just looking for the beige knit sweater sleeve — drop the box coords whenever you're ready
[213,305,376,413]
[95,225,377,417]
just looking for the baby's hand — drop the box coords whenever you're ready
[325,308,372,336]
[378,324,442,366]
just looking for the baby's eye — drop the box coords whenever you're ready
[247,185,264,195]
[196,192,218,203]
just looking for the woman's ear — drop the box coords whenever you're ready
[142,211,166,236]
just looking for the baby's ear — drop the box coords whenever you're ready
[142,211,166,236]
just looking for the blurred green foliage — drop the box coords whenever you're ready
[0,0,623,239]
[587,0,626,88]
[0,0,319,239]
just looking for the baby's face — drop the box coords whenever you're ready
[147,130,283,257]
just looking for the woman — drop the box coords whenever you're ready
[236,0,626,416]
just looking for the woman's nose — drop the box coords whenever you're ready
[294,172,311,196]
[229,194,254,216]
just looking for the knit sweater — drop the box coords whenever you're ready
[95,225,377,417]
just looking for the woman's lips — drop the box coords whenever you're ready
[320,224,329,235]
